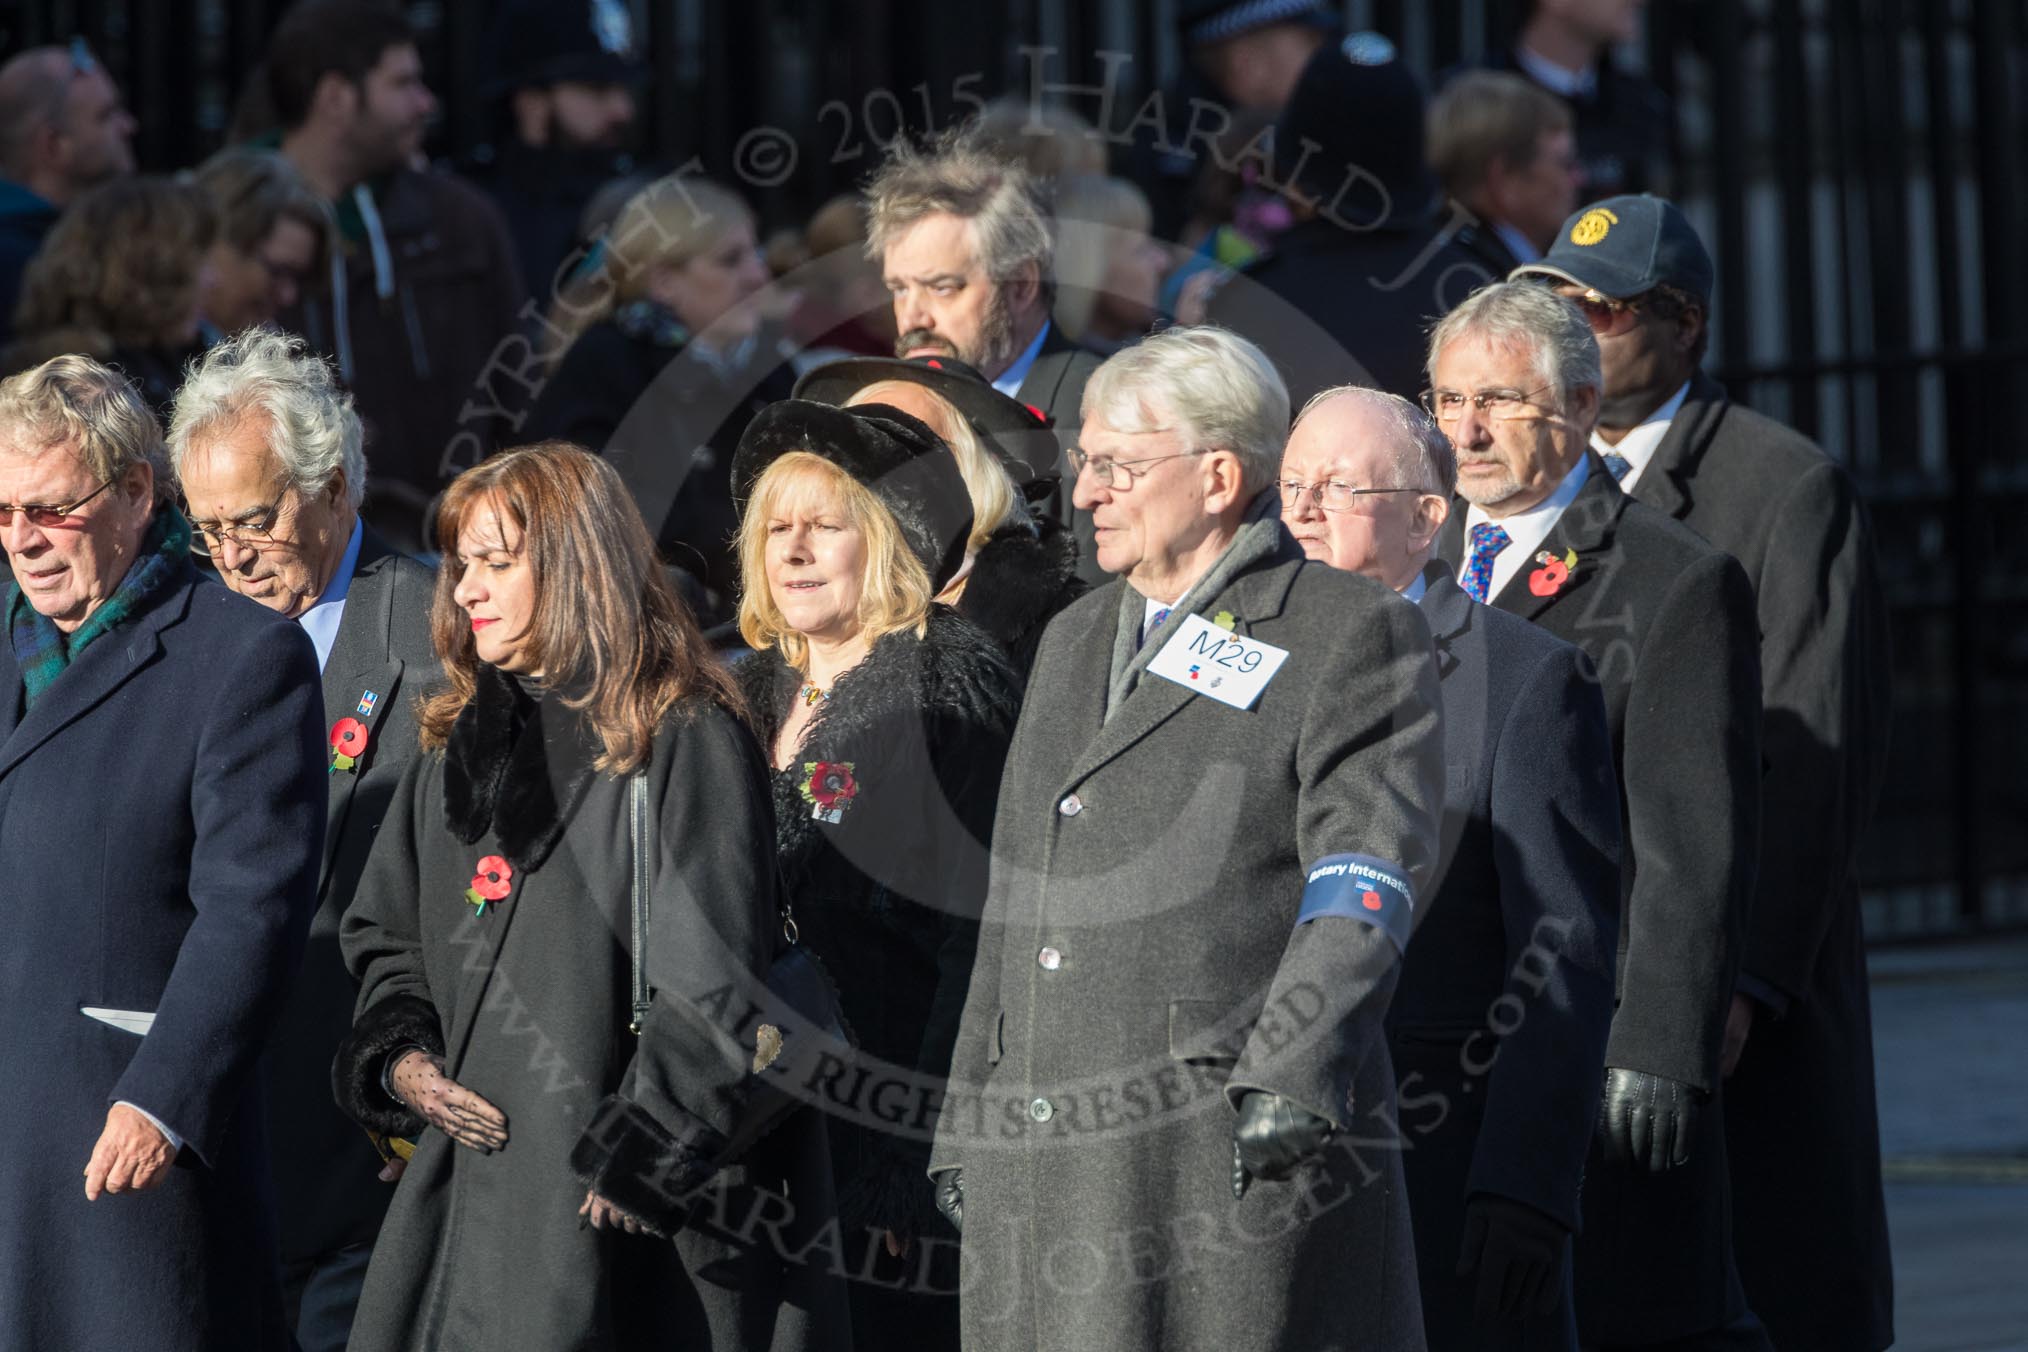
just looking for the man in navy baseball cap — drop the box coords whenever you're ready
[1515,190,1898,1352]
[1512,193,1714,304]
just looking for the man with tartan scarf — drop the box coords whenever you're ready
[0,354,327,1351]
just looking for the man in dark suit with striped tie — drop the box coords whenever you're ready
[1427,280,1768,1351]
[1514,196,1896,1352]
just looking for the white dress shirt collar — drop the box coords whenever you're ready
[1461,455,1591,603]
[1591,380,1691,492]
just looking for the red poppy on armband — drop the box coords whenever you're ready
[1297,853,1414,954]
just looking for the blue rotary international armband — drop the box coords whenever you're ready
[1298,853,1414,954]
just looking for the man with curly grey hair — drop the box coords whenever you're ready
[168,326,436,1352]
[865,131,1104,570]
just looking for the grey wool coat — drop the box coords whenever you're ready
[933,513,1446,1352]
[335,667,847,1352]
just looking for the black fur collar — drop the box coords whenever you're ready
[442,664,600,873]
[737,608,1016,750]
[955,517,1085,651]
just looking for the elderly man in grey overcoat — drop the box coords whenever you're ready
[929,325,1445,1352]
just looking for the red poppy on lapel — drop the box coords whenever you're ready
[329,716,369,774]
[1528,548,1579,597]
[464,855,514,915]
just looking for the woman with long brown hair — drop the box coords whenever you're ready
[332,442,843,1351]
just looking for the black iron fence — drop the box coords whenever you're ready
[3,0,2020,934]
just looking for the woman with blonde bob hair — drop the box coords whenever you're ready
[526,177,797,624]
[333,442,844,1351]
[793,352,1090,676]
[731,399,1021,1350]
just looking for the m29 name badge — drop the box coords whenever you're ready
[1145,613,1290,710]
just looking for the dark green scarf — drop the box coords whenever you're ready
[7,506,191,711]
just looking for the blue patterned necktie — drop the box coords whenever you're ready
[1140,606,1171,649]
[1602,451,1634,483]
[1461,522,1511,604]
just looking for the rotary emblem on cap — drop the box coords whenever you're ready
[1570,207,1619,246]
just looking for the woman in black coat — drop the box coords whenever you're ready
[731,400,1023,1349]
[795,354,1089,677]
[525,176,797,625]
[333,443,844,1351]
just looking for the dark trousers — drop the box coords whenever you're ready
[1585,1306,1775,1352]
[283,1241,374,1352]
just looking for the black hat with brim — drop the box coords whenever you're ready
[733,400,974,591]
[792,354,1062,499]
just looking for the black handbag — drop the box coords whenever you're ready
[627,775,855,1161]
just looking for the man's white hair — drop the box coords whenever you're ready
[1081,325,1290,495]
[167,327,366,511]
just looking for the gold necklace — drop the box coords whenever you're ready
[797,681,830,707]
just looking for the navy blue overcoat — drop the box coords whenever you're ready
[0,556,325,1351]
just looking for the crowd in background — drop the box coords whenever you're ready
[0,3,1897,1352]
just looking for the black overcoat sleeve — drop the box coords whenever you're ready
[1606,551,1763,1093]
[570,703,781,1225]
[1742,460,1887,1002]
[110,617,326,1166]
[334,750,443,1138]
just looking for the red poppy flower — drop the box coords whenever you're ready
[1528,560,1568,596]
[470,855,514,901]
[330,717,368,757]
[804,761,858,812]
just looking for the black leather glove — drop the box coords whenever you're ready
[1598,1067,1704,1171]
[933,1168,963,1232]
[1231,1090,1334,1199]
[1457,1193,1569,1323]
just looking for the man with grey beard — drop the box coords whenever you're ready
[865,132,1104,578]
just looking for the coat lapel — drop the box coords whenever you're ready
[1416,563,1474,681]
[319,547,409,886]
[0,573,191,782]
[1487,458,1626,623]
[1633,371,1729,522]
[1063,560,1297,787]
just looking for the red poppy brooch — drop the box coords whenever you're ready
[329,717,369,774]
[801,761,858,824]
[1528,548,1579,598]
[463,855,514,916]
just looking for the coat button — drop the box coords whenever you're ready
[1038,946,1062,970]
[1028,1097,1054,1122]
[1058,793,1083,817]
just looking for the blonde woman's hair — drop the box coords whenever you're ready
[547,175,754,368]
[1051,174,1154,343]
[846,380,1023,553]
[735,452,935,672]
